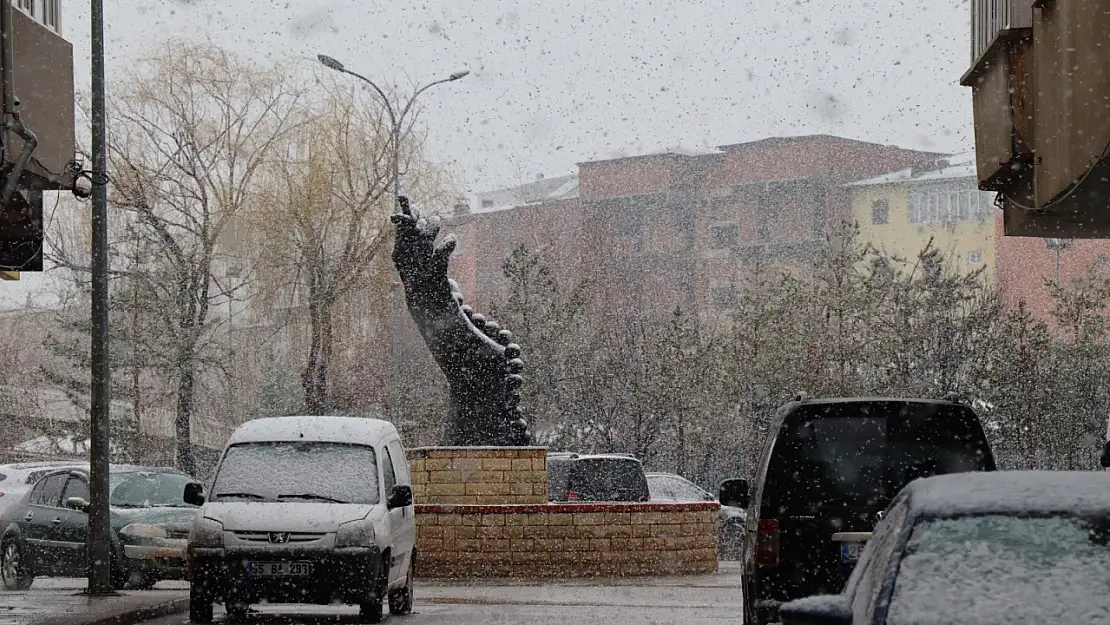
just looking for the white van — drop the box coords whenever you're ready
[182,416,416,624]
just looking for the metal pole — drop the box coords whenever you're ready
[87,0,114,596]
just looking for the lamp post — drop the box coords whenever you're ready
[315,54,468,199]
[87,0,113,595]
[315,55,469,419]
[1044,237,1073,288]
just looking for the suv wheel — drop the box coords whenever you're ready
[388,550,415,615]
[0,540,34,590]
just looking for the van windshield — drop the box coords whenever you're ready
[211,442,379,505]
[763,402,994,511]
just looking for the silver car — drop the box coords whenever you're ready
[645,472,746,559]
[0,462,87,522]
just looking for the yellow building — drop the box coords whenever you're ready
[846,153,998,282]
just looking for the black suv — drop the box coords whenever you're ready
[547,453,651,502]
[720,396,996,625]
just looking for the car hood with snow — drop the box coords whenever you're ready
[199,502,379,533]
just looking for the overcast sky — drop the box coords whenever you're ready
[4,0,975,307]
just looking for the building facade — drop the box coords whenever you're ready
[847,153,999,280]
[449,135,946,327]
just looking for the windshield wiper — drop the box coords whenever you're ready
[277,493,347,504]
[213,491,270,501]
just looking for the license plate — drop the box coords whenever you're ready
[841,541,864,564]
[249,561,313,577]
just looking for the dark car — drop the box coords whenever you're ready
[779,471,1110,625]
[0,465,199,590]
[720,396,996,625]
[547,452,650,502]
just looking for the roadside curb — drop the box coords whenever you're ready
[34,596,189,625]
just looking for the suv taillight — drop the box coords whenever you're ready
[757,519,780,566]
[567,490,580,500]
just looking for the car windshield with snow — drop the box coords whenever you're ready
[779,471,1110,625]
[210,441,380,505]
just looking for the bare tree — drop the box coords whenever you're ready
[80,41,305,474]
[250,74,454,415]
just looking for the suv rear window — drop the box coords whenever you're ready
[567,458,649,502]
[763,401,994,511]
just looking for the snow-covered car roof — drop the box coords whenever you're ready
[906,471,1110,518]
[227,415,398,446]
[786,396,967,407]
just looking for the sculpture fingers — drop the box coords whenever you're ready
[424,215,442,242]
[397,195,413,216]
[432,235,458,272]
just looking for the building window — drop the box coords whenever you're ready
[871,199,890,225]
[44,0,59,31]
[18,0,33,17]
[968,250,983,264]
[708,223,739,249]
[908,181,993,226]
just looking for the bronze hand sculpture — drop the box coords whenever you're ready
[391,196,531,446]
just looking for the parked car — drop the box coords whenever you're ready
[720,396,996,625]
[547,452,650,502]
[0,464,198,591]
[184,416,416,624]
[646,472,746,558]
[779,471,1110,625]
[0,461,87,522]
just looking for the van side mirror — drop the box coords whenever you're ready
[719,478,750,509]
[387,484,414,509]
[65,496,90,513]
[183,482,206,506]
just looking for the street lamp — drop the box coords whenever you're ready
[1044,237,1073,288]
[315,54,468,420]
[315,54,469,198]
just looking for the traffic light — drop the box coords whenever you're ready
[0,188,42,272]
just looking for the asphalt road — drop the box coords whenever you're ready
[134,563,744,625]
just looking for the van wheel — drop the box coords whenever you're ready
[360,559,388,623]
[389,550,415,615]
[189,583,214,624]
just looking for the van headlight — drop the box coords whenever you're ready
[335,520,375,548]
[120,523,168,542]
[188,517,224,548]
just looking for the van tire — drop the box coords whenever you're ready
[189,584,214,624]
[389,550,415,615]
[360,560,388,623]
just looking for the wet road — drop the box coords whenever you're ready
[135,563,743,624]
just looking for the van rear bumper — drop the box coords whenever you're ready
[189,546,382,605]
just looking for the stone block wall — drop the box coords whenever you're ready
[414,502,719,578]
[408,446,548,505]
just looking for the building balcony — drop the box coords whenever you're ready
[963,0,1110,238]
